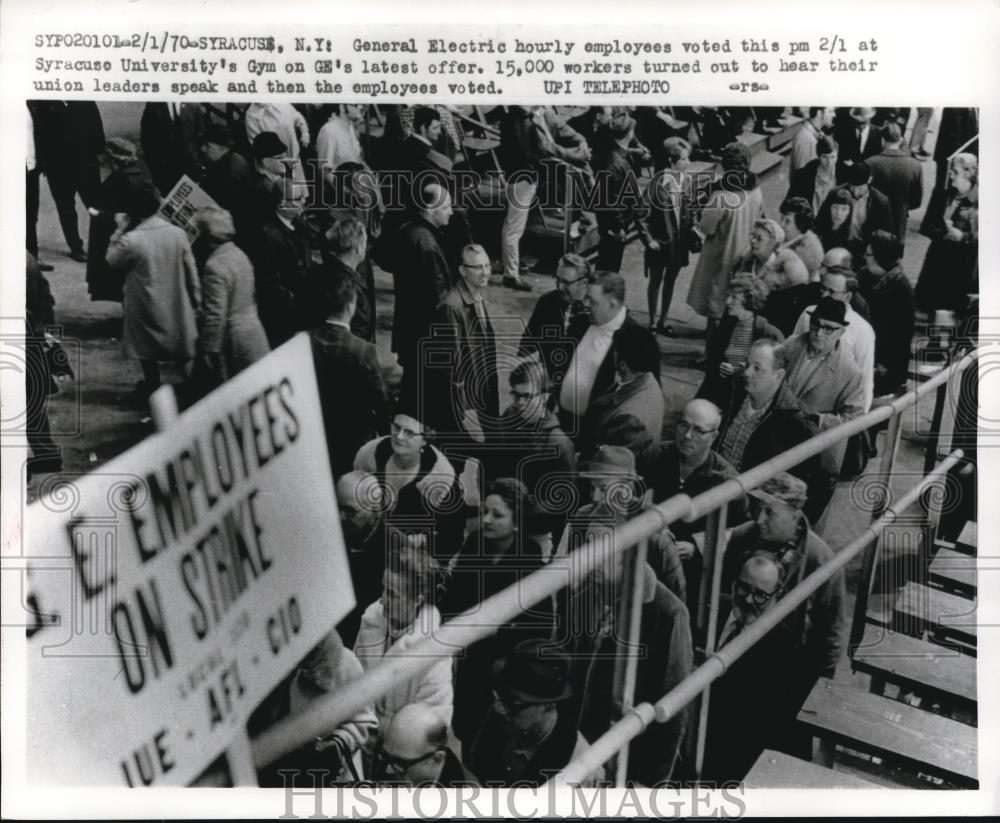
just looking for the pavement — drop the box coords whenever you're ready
[28,103,956,612]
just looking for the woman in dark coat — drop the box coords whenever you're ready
[86,138,159,302]
[441,478,555,747]
[915,152,979,314]
[697,275,784,411]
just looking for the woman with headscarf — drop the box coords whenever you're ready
[106,184,199,400]
[192,206,270,390]
[686,142,764,352]
[916,152,979,314]
[86,137,158,302]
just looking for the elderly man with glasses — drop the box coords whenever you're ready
[720,472,846,682]
[374,701,477,787]
[782,298,866,523]
[637,399,750,623]
[791,252,876,412]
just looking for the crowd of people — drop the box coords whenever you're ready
[24,102,979,787]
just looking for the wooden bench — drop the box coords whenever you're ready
[929,548,977,597]
[852,625,977,717]
[956,521,977,555]
[797,678,978,788]
[744,749,879,789]
[893,582,978,647]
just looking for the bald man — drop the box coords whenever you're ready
[336,470,397,646]
[637,399,750,625]
[703,551,807,782]
[376,703,477,787]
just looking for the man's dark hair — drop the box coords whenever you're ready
[412,106,441,134]
[779,197,814,232]
[881,122,903,145]
[508,360,550,392]
[324,267,359,318]
[808,106,828,119]
[612,323,660,375]
[557,252,592,280]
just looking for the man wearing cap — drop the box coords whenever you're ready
[245,102,310,161]
[637,399,750,623]
[251,130,308,193]
[375,703,478,787]
[468,638,597,787]
[197,123,256,246]
[792,267,876,412]
[721,472,846,681]
[783,298,866,519]
[821,162,893,260]
[557,457,694,785]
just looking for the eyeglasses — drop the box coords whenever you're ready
[461,261,491,271]
[557,273,588,288]
[677,419,717,437]
[391,421,423,439]
[733,579,780,606]
[809,320,843,335]
[373,747,442,775]
[820,285,847,296]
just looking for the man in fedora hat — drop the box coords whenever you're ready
[720,472,846,681]
[782,297,865,521]
[554,444,693,785]
[468,638,598,787]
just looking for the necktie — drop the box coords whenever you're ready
[474,295,486,326]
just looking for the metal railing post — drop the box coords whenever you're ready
[693,506,728,778]
[612,537,648,787]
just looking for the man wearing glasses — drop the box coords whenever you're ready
[783,298,866,523]
[374,703,477,787]
[721,473,846,681]
[637,399,749,623]
[425,243,499,441]
[792,252,875,412]
[517,253,593,391]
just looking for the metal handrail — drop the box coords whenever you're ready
[552,450,964,786]
[250,347,979,772]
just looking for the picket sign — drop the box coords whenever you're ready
[24,334,352,787]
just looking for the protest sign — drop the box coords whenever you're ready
[158,175,219,241]
[24,334,351,786]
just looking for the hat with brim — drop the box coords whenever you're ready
[494,638,574,705]
[747,472,808,509]
[808,297,849,327]
[579,444,638,479]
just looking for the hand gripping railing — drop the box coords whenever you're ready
[250,347,979,775]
